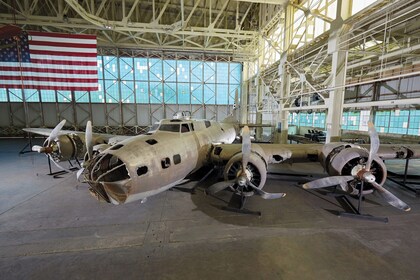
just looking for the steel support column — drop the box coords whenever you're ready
[325,0,351,143]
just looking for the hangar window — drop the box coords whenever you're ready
[161,157,171,169]
[173,154,181,165]
[137,166,148,176]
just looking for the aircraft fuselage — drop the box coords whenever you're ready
[86,118,237,204]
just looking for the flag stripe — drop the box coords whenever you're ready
[1,76,98,83]
[30,49,97,57]
[30,54,96,63]
[0,84,98,91]
[28,31,96,40]
[29,37,97,45]
[1,80,98,87]
[0,66,97,75]
[29,44,97,53]
[31,59,97,66]
[2,71,97,78]
[1,62,97,70]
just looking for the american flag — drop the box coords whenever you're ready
[0,31,98,91]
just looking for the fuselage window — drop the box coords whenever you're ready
[181,124,190,133]
[146,139,158,145]
[173,154,181,165]
[161,157,171,169]
[159,124,180,132]
[137,166,148,176]
[204,121,211,128]
[190,123,194,131]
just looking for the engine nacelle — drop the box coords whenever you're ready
[223,152,267,196]
[322,144,387,193]
[49,134,86,162]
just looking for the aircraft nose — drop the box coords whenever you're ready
[87,153,132,204]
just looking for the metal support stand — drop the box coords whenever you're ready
[171,166,217,194]
[47,157,78,178]
[334,182,388,223]
[19,133,35,155]
[387,158,420,196]
[191,166,217,194]
[221,186,261,216]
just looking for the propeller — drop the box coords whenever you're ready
[30,119,80,174]
[46,119,66,147]
[32,119,66,155]
[303,122,410,211]
[78,121,94,181]
[207,126,286,200]
[241,126,251,172]
[85,120,93,161]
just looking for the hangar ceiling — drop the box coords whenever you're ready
[0,0,287,60]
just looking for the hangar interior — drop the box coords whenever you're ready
[1,0,420,279]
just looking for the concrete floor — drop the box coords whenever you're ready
[1,138,420,280]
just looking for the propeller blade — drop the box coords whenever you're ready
[366,122,379,171]
[206,180,235,195]
[241,126,251,172]
[76,168,85,182]
[47,119,66,146]
[370,181,411,211]
[248,182,286,200]
[303,176,354,189]
[86,121,93,160]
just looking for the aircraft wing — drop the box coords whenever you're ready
[211,142,420,165]
[23,127,78,137]
[23,127,130,144]
[361,144,420,160]
[211,143,324,165]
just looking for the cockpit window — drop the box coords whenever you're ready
[159,124,180,132]
[181,124,190,133]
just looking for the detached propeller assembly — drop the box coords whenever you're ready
[31,119,75,173]
[207,126,286,200]
[32,119,67,154]
[303,122,410,212]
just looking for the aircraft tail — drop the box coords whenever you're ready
[222,88,240,124]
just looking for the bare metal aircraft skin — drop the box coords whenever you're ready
[24,115,420,211]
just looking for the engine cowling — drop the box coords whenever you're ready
[223,152,267,196]
[322,145,387,194]
[48,134,86,162]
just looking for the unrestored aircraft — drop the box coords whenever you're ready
[24,110,420,212]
